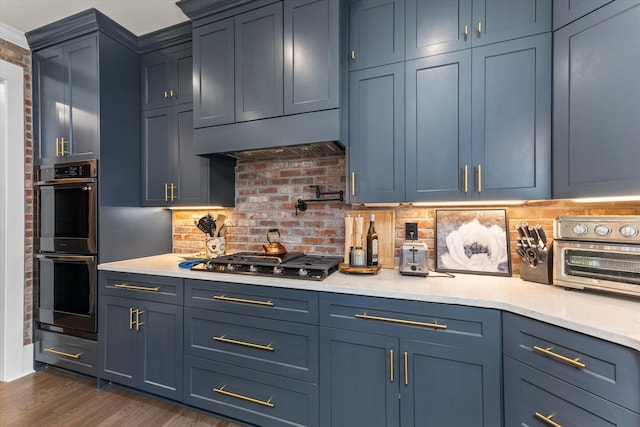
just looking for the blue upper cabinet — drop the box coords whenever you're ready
[553,0,614,30]
[141,44,193,110]
[193,18,235,128]
[349,64,405,203]
[284,0,340,115]
[33,35,99,164]
[234,3,284,122]
[349,0,404,70]
[405,0,551,60]
[553,1,640,199]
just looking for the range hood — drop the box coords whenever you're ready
[194,109,342,158]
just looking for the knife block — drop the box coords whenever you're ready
[519,248,553,285]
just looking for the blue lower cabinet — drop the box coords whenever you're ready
[99,294,183,401]
[183,356,319,427]
[504,356,640,426]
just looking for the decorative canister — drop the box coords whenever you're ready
[205,237,226,258]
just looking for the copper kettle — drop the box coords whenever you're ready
[263,229,287,256]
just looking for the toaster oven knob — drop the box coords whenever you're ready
[620,224,639,238]
[594,224,612,236]
[571,224,588,236]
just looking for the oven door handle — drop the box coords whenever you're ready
[36,254,96,262]
[34,177,97,186]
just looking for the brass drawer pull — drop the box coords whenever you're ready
[135,309,144,331]
[404,351,409,385]
[533,345,586,369]
[114,283,160,292]
[535,412,563,427]
[213,295,274,307]
[214,335,274,352]
[44,347,82,359]
[213,386,275,408]
[355,313,447,330]
[389,350,394,382]
[129,307,135,330]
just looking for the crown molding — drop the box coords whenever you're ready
[0,23,29,50]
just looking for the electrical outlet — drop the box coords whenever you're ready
[405,223,418,240]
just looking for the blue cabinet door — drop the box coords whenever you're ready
[284,0,339,114]
[320,327,399,427]
[553,1,640,198]
[33,35,98,164]
[193,18,235,128]
[99,295,137,388]
[405,50,472,201]
[137,299,183,401]
[235,3,284,122]
[174,104,210,206]
[142,46,193,110]
[472,0,551,46]
[405,0,472,59]
[141,107,173,206]
[349,0,404,70]
[33,45,65,163]
[401,339,502,427]
[349,63,405,203]
[553,0,614,29]
[471,33,551,200]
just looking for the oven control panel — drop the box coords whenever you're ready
[555,216,640,243]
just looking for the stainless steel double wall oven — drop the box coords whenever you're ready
[35,160,98,339]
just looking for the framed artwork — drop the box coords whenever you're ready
[435,209,511,276]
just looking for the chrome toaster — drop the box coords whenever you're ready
[399,241,429,276]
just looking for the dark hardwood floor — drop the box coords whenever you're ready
[0,368,244,426]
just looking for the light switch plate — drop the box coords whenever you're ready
[405,223,418,240]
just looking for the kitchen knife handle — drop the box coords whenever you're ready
[536,225,548,248]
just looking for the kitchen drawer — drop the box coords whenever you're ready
[319,293,501,350]
[183,356,319,427]
[185,280,318,324]
[100,271,183,305]
[184,307,318,382]
[35,329,98,377]
[503,312,640,413]
[504,356,640,426]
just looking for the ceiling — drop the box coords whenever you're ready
[0,0,189,37]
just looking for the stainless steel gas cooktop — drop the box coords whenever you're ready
[191,251,343,281]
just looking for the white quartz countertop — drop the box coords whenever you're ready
[99,254,640,352]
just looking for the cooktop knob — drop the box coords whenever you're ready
[298,268,308,278]
[273,266,284,275]
[594,224,612,236]
[619,224,639,238]
[249,265,259,273]
[227,264,236,272]
[571,224,588,236]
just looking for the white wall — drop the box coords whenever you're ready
[0,57,32,381]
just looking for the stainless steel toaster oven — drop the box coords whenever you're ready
[553,216,640,298]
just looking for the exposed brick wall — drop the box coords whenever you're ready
[173,152,640,275]
[173,152,348,255]
[1,38,33,345]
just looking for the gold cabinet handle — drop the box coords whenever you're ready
[55,137,60,156]
[389,350,394,382]
[351,172,356,196]
[535,412,563,427]
[135,309,144,331]
[114,283,160,292]
[404,351,409,385]
[477,21,482,33]
[477,164,482,192]
[164,90,169,99]
[351,50,356,60]
[214,335,274,352]
[129,307,135,330]
[61,137,68,155]
[533,346,586,369]
[164,183,169,201]
[464,25,469,36]
[169,89,176,98]
[355,313,447,330]
[213,295,274,307]
[44,347,82,359]
[170,183,176,201]
[213,386,274,408]
[464,165,468,193]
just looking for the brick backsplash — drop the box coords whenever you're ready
[2,38,33,345]
[173,152,640,275]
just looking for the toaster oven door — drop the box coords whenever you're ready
[554,241,640,296]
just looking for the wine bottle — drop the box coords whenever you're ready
[366,214,378,266]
